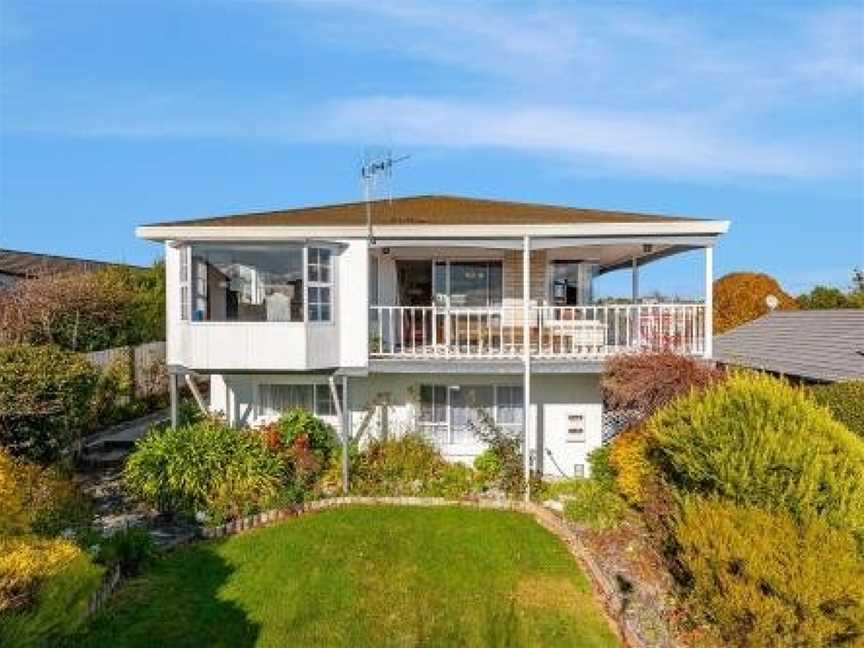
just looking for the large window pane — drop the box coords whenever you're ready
[496,385,524,432]
[448,262,503,307]
[259,384,313,416]
[451,385,494,443]
[419,385,447,444]
[191,244,304,322]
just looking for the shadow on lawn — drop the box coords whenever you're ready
[69,544,260,648]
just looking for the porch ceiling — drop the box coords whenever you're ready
[372,240,703,273]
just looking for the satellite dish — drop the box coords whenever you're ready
[765,294,779,311]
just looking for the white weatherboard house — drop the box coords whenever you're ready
[137,195,729,480]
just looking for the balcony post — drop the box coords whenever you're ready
[704,245,714,358]
[522,234,531,502]
[631,256,639,302]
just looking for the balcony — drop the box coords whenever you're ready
[369,303,706,360]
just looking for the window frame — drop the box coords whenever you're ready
[433,258,504,308]
[178,245,190,321]
[417,383,523,445]
[307,246,335,324]
[256,382,343,419]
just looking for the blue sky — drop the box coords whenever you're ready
[1,0,862,298]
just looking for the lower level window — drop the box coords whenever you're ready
[258,383,343,418]
[418,384,523,444]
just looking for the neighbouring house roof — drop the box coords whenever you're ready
[142,194,719,229]
[714,310,864,382]
[0,248,142,280]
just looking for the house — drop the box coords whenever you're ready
[714,309,864,383]
[136,195,729,480]
[0,248,141,289]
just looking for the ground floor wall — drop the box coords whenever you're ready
[209,371,603,478]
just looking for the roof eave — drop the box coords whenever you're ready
[136,220,730,242]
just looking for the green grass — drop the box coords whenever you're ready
[72,506,618,647]
[1,554,104,647]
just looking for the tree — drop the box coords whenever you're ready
[713,272,796,334]
[797,269,864,310]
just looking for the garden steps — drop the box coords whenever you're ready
[79,408,168,468]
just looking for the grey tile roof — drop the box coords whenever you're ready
[0,248,142,279]
[714,310,864,382]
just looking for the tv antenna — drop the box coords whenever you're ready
[361,148,410,244]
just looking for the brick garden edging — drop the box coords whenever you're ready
[199,496,648,647]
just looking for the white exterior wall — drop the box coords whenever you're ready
[165,239,368,371]
[214,371,602,478]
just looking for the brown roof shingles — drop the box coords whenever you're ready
[145,194,707,228]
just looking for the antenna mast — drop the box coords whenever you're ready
[361,148,410,244]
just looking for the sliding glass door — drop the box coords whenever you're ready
[434,260,503,307]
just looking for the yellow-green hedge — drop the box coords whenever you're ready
[650,372,864,536]
[812,380,864,439]
[676,498,864,647]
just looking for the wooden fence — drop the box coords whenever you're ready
[86,341,167,398]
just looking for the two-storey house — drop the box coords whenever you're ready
[137,195,729,479]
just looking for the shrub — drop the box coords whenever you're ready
[0,535,84,612]
[561,479,626,530]
[0,450,89,536]
[586,444,615,490]
[124,418,283,522]
[607,426,652,505]
[469,413,526,495]
[259,409,340,497]
[0,542,103,645]
[0,263,165,352]
[602,351,723,418]
[811,380,864,438]
[675,498,864,647]
[0,344,99,462]
[650,372,864,535]
[97,527,156,576]
[350,435,473,498]
[713,271,796,334]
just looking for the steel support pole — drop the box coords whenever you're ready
[522,234,531,502]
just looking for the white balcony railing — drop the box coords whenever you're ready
[369,304,706,359]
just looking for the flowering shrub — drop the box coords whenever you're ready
[607,426,652,505]
[0,344,99,462]
[676,498,864,647]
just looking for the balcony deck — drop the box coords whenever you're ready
[369,304,706,360]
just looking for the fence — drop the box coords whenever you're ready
[86,341,167,398]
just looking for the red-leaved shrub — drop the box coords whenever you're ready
[602,351,724,417]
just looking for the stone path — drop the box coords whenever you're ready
[75,409,199,550]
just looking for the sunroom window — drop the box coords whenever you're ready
[307,248,333,322]
[189,244,304,322]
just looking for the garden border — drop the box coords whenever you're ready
[200,496,647,648]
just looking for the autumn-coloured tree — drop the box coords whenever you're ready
[713,272,796,334]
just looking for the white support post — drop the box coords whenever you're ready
[522,235,531,502]
[169,373,178,429]
[704,246,714,359]
[631,257,639,303]
[329,375,350,494]
[342,376,350,494]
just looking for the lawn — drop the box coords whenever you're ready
[72,506,618,647]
